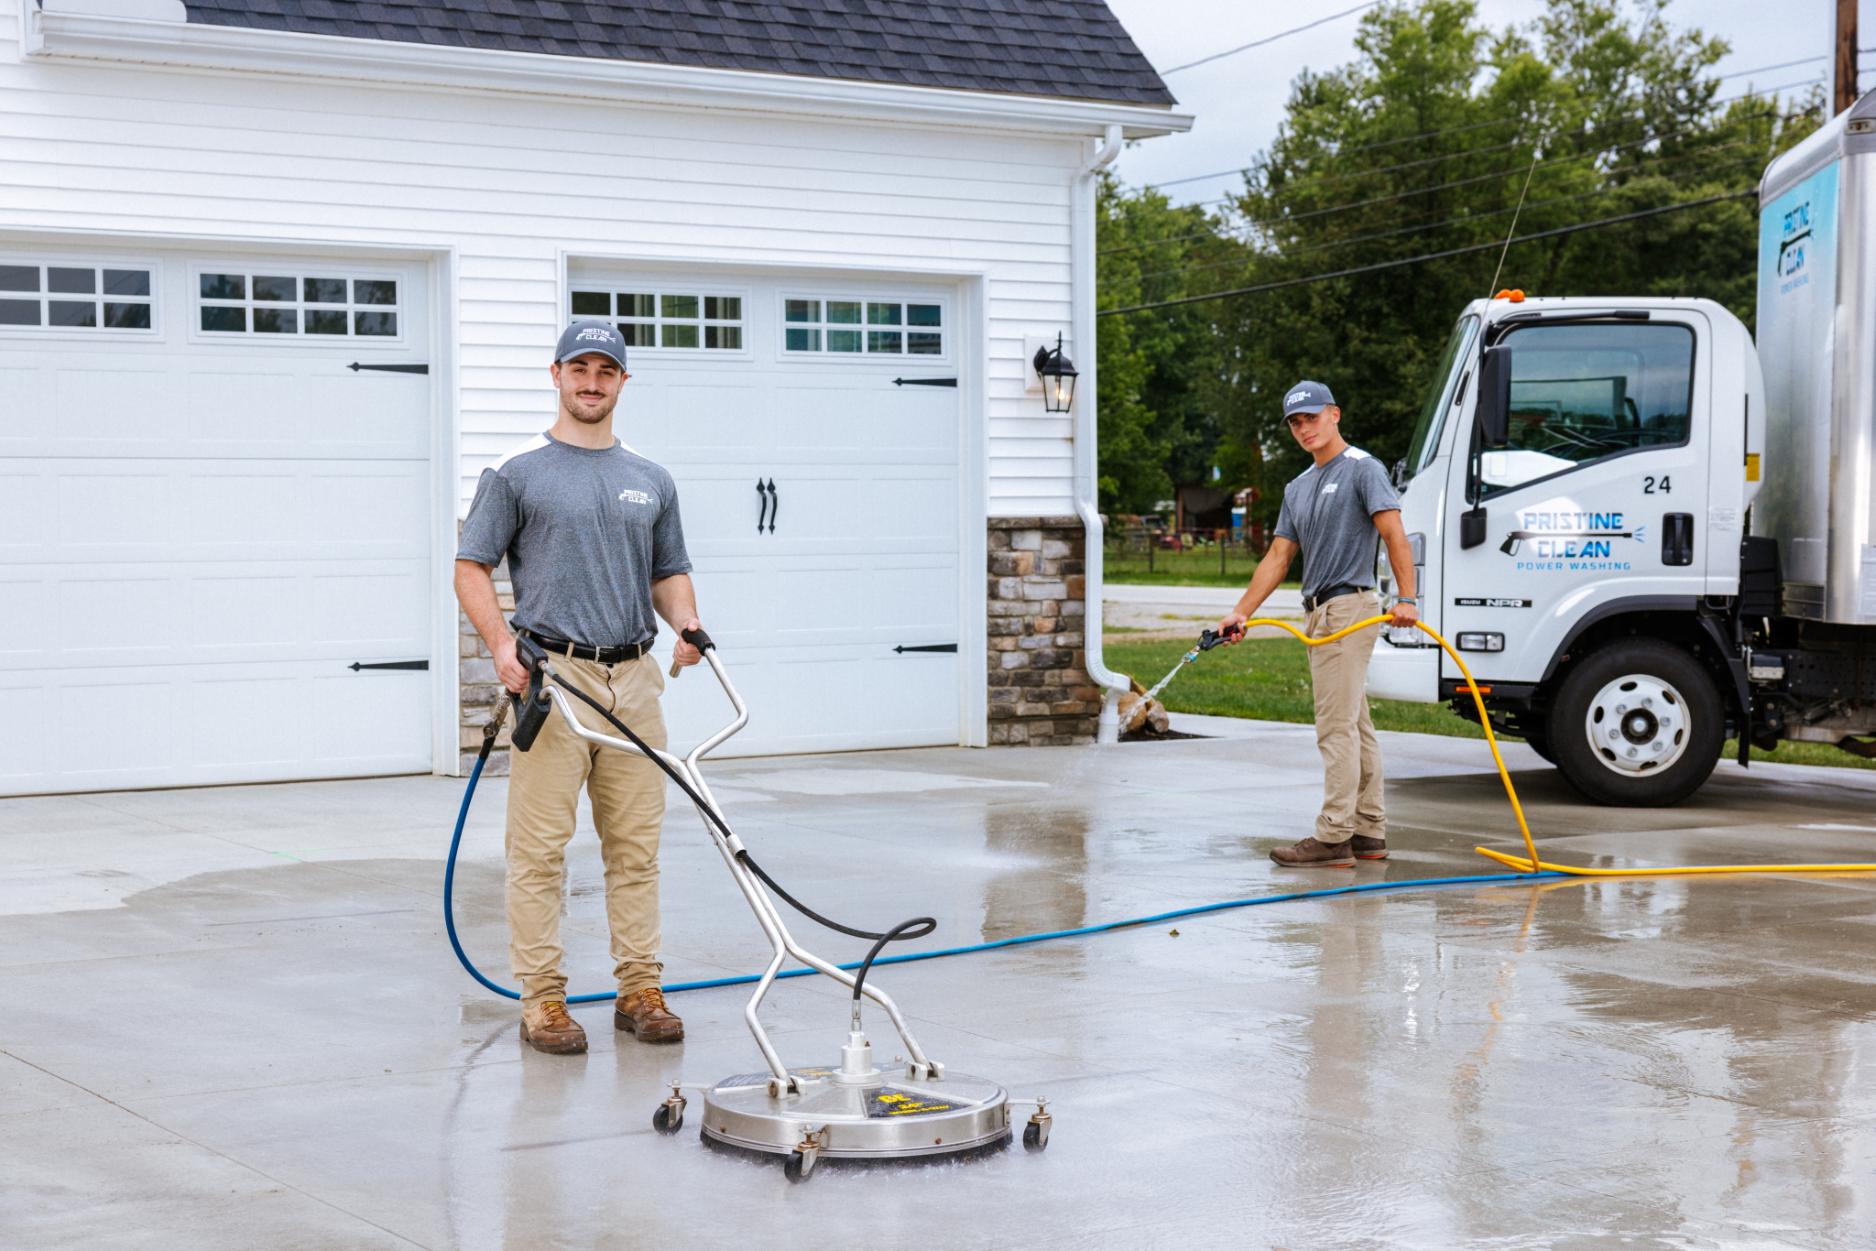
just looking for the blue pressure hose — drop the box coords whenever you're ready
[444,743,1567,1004]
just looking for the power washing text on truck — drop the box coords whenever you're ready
[1367,90,1876,807]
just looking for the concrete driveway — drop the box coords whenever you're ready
[5,726,1876,1249]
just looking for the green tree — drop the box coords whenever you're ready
[1102,0,1821,529]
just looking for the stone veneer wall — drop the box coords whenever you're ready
[986,517,1102,745]
[458,563,514,775]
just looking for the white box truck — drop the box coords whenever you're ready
[1367,91,1876,805]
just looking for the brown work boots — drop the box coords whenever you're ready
[1270,835,1389,867]
[615,987,684,1043]
[519,999,588,1054]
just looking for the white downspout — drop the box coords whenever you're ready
[1073,123,1127,744]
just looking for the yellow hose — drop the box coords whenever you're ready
[1233,615,1876,879]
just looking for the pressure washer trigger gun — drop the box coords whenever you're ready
[1197,624,1243,652]
[509,633,552,753]
[668,625,716,678]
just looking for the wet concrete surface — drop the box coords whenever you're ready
[4,722,1876,1249]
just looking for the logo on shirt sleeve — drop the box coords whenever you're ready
[618,488,654,506]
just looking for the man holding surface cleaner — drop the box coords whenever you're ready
[455,319,704,1055]
[1217,381,1420,868]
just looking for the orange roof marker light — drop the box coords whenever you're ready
[1493,288,1526,302]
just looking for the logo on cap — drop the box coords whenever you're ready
[576,327,614,342]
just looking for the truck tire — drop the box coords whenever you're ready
[1547,640,1722,806]
[1521,729,1556,764]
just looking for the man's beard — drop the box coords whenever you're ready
[564,393,617,425]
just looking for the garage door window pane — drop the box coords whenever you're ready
[618,323,655,347]
[104,302,152,330]
[307,310,348,335]
[786,299,818,323]
[354,280,397,306]
[0,298,39,325]
[704,325,742,350]
[253,276,295,302]
[704,296,741,321]
[201,273,245,300]
[908,332,942,355]
[49,267,95,295]
[786,328,820,351]
[253,308,298,334]
[620,293,656,318]
[827,329,862,353]
[827,301,862,325]
[0,265,36,292]
[907,304,942,327]
[304,277,347,304]
[660,294,698,320]
[103,269,150,298]
[571,290,611,316]
[49,301,97,327]
[201,306,246,332]
[868,331,903,353]
[866,303,901,326]
[661,323,699,348]
[354,311,397,336]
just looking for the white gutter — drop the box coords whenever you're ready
[23,3,1194,140]
[1073,122,1128,745]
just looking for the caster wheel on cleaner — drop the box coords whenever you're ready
[1022,1122,1047,1152]
[652,1104,683,1135]
[783,1152,813,1183]
[1547,639,1723,807]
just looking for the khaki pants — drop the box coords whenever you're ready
[506,651,667,1004]
[1305,590,1386,844]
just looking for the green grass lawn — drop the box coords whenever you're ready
[1104,636,1876,772]
[1104,546,1263,587]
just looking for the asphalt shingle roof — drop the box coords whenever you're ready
[181,0,1176,106]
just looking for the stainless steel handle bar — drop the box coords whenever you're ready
[536,653,940,1086]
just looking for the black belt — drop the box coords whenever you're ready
[1301,584,1372,613]
[519,630,651,665]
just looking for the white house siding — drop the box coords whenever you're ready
[0,24,1084,517]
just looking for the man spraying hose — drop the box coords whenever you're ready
[454,320,706,1055]
[1217,381,1420,868]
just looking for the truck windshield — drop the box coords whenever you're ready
[1402,315,1479,483]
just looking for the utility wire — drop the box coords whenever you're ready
[1159,2,1381,75]
[1100,191,1753,317]
[1123,138,1767,286]
[1140,75,1820,199]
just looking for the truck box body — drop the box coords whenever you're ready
[1755,91,1876,625]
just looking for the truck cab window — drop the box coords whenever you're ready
[1482,321,1695,496]
[1403,314,1478,481]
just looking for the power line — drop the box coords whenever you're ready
[1193,97,1800,222]
[1142,75,1820,201]
[1100,191,1754,317]
[1159,2,1382,76]
[1123,137,1767,287]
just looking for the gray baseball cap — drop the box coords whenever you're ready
[1282,379,1336,419]
[555,319,628,370]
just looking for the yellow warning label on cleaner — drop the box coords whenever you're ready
[865,1088,962,1118]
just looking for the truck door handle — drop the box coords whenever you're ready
[1662,513,1694,566]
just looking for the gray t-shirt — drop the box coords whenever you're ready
[456,433,692,647]
[1273,446,1401,598]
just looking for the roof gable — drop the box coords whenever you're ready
[179,0,1176,108]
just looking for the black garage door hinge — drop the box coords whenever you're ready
[894,644,958,654]
[892,377,957,387]
[348,362,429,374]
[349,659,430,671]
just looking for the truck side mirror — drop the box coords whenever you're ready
[1476,345,1511,449]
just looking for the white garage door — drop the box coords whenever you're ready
[0,248,433,796]
[568,269,963,756]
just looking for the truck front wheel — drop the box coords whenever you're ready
[1547,641,1723,806]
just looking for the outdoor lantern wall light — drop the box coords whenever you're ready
[1033,333,1078,413]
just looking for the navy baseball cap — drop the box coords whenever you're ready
[1282,380,1336,419]
[555,319,628,370]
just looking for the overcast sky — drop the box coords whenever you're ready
[1105,0,1874,206]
